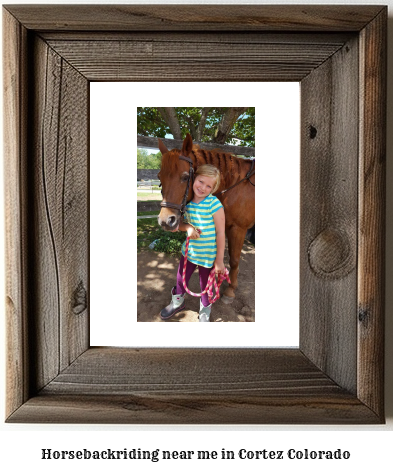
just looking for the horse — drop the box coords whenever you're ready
[157,133,255,303]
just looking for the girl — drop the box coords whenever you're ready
[160,164,225,322]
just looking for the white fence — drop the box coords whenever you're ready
[137,179,161,192]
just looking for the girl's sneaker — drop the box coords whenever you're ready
[160,287,185,320]
[198,301,212,322]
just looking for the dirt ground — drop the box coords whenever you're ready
[137,240,255,322]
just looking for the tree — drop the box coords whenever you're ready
[137,148,162,169]
[137,107,255,147]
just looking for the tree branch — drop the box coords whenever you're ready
[214,107,250,144]
[196,107,212,141]
[157,107,182,139]
[184,114,197,138]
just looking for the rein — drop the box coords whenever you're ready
[182,235,231,304]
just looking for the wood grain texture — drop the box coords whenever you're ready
[3,5,386,424]
[9,392,378,425]
[7,348,379,424]
[46,37,347,81]
[3,5,384,31]
[44,348,339,395]
[40,31,354,44]
[29,36,89,391]
[3,8,29,418]
[357,9,387,417]
[300,36,359,394]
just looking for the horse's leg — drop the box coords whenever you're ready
[222,225,248,304]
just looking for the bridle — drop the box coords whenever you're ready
[160,154,194,217]
[160,152,255,215]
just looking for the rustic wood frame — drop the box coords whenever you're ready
[3,5,386,424]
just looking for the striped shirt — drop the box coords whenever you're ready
[182,195,223,268]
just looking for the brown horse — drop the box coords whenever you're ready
[157,133,255,302]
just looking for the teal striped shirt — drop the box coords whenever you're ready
[182,195,223,268]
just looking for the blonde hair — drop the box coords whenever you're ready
[195,164,221,194]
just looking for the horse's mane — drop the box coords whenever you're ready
[161,144,253,189]
[193,147,253,190]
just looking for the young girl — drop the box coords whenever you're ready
[160,164,225,322]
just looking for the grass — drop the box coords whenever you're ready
[137,210,159,216]
[137,192,160,197]
[137,217,185,254]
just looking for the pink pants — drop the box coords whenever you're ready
[176,255,213,307]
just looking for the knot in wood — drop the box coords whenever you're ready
[358,307,370,326]
[72,281,87,315]
[308,228,355,279]
[309,125,317,139]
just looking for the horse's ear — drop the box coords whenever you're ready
[158,138,169,155]
[181,133,193,157]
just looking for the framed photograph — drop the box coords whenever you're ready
[90,82,299,347]
[4,5,386,423]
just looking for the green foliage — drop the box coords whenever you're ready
[137,148,162,169]
[137,217,185,256]
[137,107,255,148]
[229,108,255,147]
[154,233,184,255]
[137,108,168,138]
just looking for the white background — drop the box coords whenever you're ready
[90,82,300,347]
[1,0,392,473]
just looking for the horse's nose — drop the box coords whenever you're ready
[167,215,177,227]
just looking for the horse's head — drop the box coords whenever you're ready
[157,134,194,231]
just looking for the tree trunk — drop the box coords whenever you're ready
[157,107,182,139]
[196,107,212,141]
[214,107,249,144]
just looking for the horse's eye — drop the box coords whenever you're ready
[181,172,189,183]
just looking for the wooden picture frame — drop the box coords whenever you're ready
[3,5,386,424]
